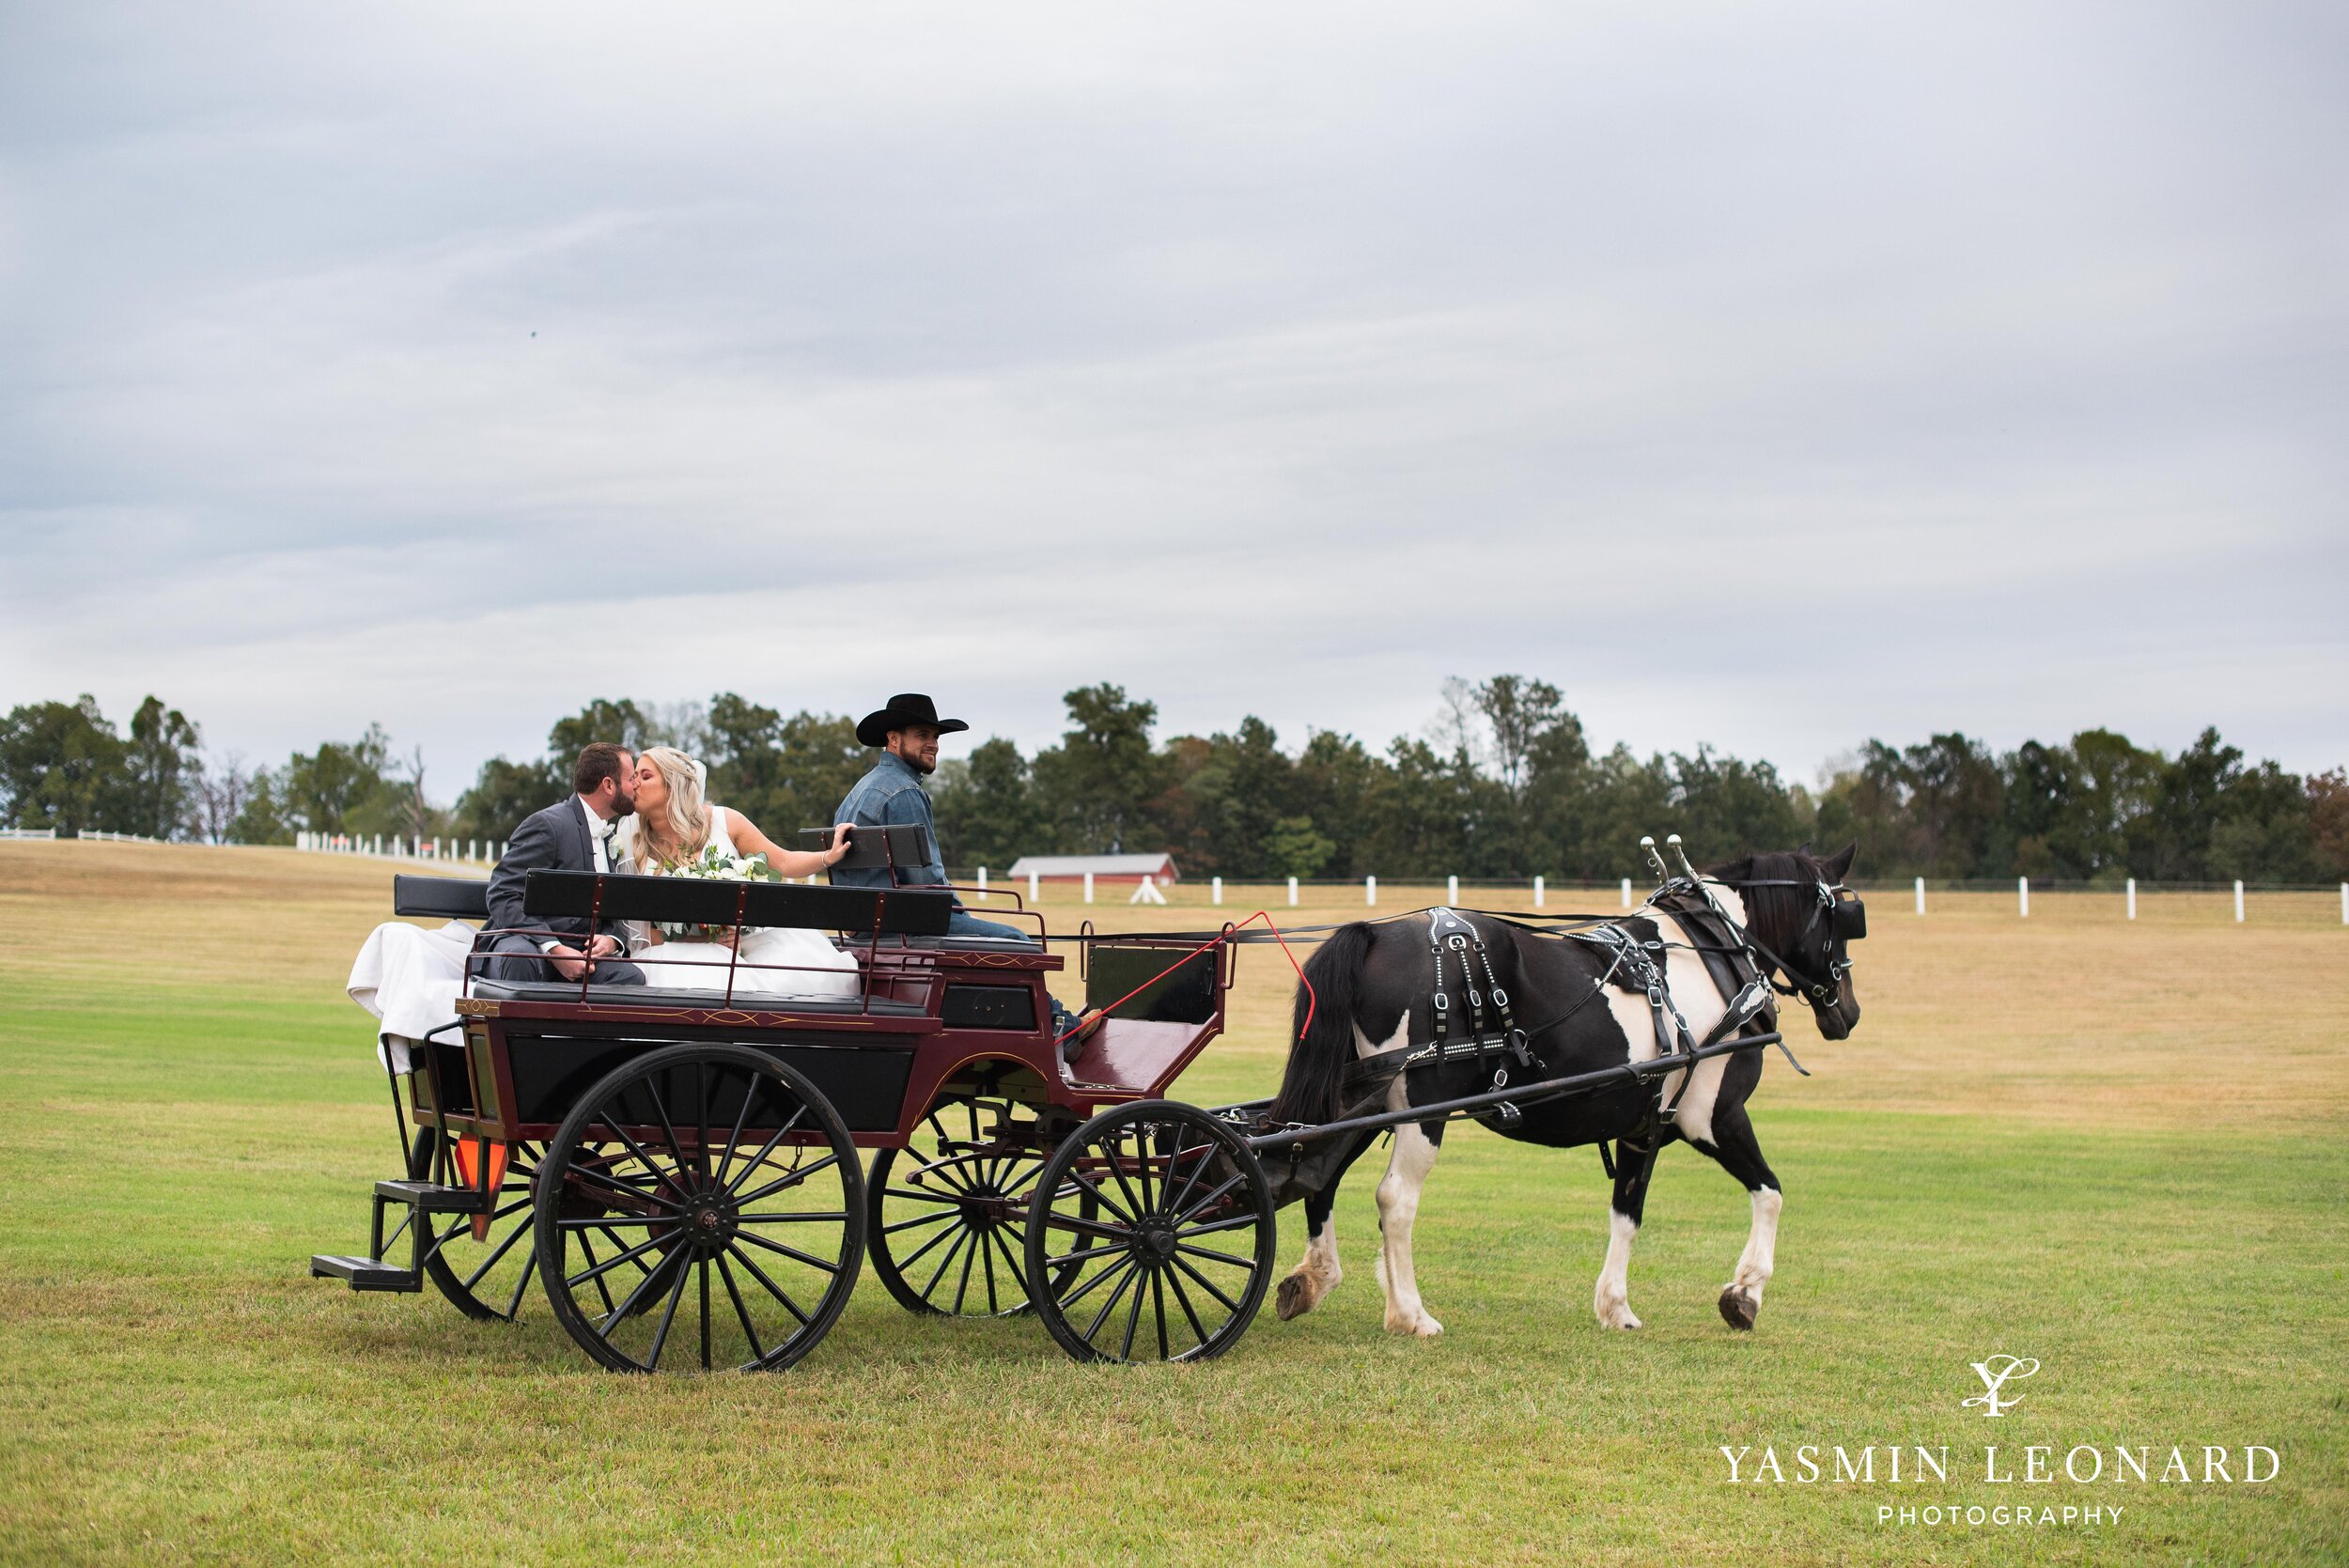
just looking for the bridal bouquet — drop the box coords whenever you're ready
[656,844,782,940]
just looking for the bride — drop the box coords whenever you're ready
[619,746,863,997]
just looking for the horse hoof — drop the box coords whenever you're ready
[1276,1274,1313,1321]
[1719,1286,1758,1331]
[1385,1311,1442,1337]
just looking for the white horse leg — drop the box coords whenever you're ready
[1594,1208,1643,1329]
[1373,1122,1444,1336]
[1719,1185,1782,1330]
[1276,1200,1343,1320]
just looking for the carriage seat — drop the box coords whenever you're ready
[467,978,927,1015]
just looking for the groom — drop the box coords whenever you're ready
[474,741,648,986]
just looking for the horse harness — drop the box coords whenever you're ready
[1341,891,1788,1139]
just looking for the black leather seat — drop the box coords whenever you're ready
[470,979,927,1015]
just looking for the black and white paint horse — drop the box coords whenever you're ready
[1268,844,1862,1338]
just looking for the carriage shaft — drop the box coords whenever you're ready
[1240,1032,1782,1152]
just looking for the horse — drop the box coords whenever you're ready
[1266,843,1863,1338]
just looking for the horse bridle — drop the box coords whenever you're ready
[1701,875,1864,1011]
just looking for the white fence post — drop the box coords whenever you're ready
[2018,876,2029,918]
[1211,876,1222,907]
[2126,877,2136,920]
[1286,876,1299,907]
[1028,870,1040,902]
[1914,876,1925,915]
[1446,875,1458,907]
[1366,876,1377,907]
[1083,872,1095,905]
[1533,875,1545,908]
[2341,883,2347,924]
[976,866,988,901]
[2233,879,2245,923]
[1620,877,1632,908]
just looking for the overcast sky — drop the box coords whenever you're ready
[3,1,2343,796]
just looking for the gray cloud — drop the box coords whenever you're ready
[3,0,2343,788]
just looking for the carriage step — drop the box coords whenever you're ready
[373,1179,490,1213]
[310,1253,423,1292]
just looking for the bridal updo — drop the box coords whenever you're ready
[635,745,714,870]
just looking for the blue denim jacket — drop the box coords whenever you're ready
[832,752,949,891]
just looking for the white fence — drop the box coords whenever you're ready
[296,831,503,866]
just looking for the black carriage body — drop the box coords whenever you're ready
[399,869,1234,1156]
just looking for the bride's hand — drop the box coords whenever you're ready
[825,823,852,864]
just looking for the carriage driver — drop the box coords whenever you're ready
[834,693,1097,1050]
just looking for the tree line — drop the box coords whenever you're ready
[5,681,2344,886]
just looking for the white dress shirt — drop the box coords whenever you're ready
[541,798,618,953]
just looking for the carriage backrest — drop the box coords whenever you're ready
[393,875,490,921]
[521,869,954,936]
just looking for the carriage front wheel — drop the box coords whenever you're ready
[534,1043,865,1374]
[1024,1100,1276,1363]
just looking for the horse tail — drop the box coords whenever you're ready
[1268,921,1378,1126]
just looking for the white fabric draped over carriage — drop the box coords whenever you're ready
[347,919,474,1075]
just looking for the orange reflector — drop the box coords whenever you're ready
[452,1138,511,1241]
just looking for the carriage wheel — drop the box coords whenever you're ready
[534,1044,865,1374]
[867,1096,1081,1318]
[1025,1100,1275,1364]
[411,1128,545,1322]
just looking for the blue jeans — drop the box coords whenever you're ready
[948,909,1030,942]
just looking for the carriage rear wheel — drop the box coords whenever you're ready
[534,1043,865,1374]
[867,1095,1061,1318]
[412,1128,544,1322]
[1024,1100,1276,1364]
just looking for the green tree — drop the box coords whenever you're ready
[0,696,131,835]
[548,699,653,759]
[932,737,1039,870]
[2128,728,2240,881]
[280,725,397,835]
[2208,760,2316,885]
[453,756,564,843]
[123,696,202,839]
[2309,768,2349,882]
[1031,685,1164,854]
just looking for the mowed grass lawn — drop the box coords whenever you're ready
[1,843,2343,1565]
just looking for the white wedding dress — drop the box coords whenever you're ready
[627,806,863,999]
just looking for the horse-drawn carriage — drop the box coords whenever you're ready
[315,835,1856,1368]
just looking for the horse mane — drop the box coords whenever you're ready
[1704,846,1823,955]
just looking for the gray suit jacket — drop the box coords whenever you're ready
[475,797,623,951]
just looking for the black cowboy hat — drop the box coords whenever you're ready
[856,692,970,748]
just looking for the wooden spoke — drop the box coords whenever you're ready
[535,1044,863,1374]
[1026,1102,1274,1364]
[867,1095,1062,1320]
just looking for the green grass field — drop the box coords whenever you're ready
[2,843,2343,1564]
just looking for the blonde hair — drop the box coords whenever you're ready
[634,746,713,871]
